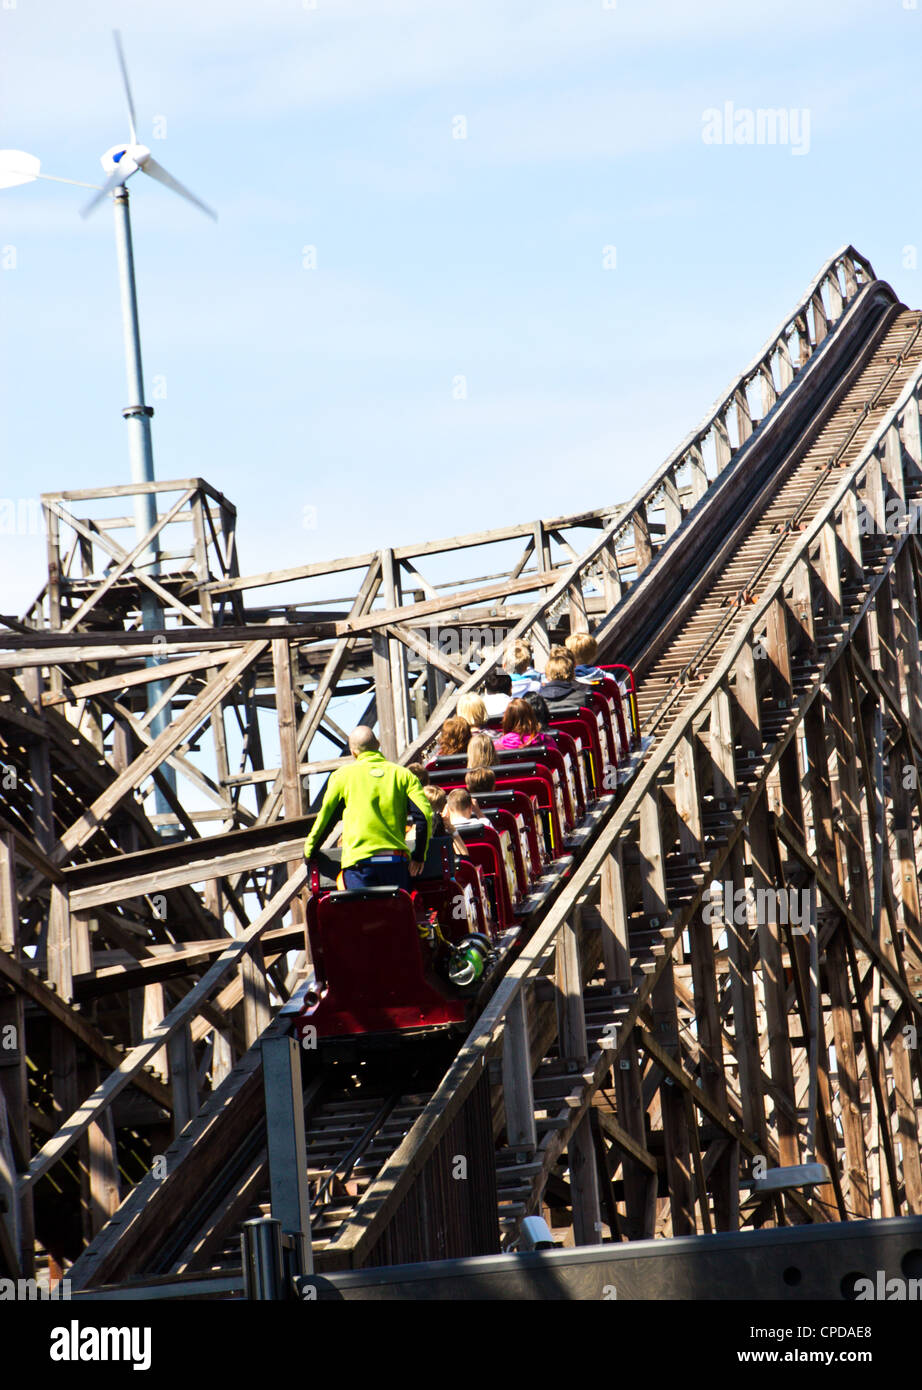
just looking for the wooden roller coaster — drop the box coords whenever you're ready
[4,246,922,1295]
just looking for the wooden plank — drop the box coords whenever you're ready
[674,732,703,857]
[825,928,872,1218]
[82,1064,121,1239]
[555,908,588,1068]
[69,836,306,911]
[748,794,800,1168]
[566,1112,602,1247]
[599,845,630,988]
[385,624,469,686]
[241,948,271,1049]
[59,488,195,633]
[19,864,306,1190]
[0,1089,22,1276]
[502,992,537,1151]
[0,621,329,660]
[594,1109,657,1175]
[75,926,304,997]
[0,834,31,1273]
[167,1024,199,1136]
[41,648,242,707]
[675,729,736,1228]
[272,634,305,926]
[382,548,412,753]
[46,885,73,1003]
[54,640,268,861]
[639,787,693,1234]
[371,632,398,762]
[0,945,170,1110]
[337,569,560,638]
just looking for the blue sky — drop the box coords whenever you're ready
[1,0,922,617]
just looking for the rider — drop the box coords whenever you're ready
[303,726,432,891]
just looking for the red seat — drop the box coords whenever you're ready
[411,876,472,948]
[455,825,517,930]
[299,888,467,1038]
[453,857,493,936]
[481,806,530,895]
[581,689,618,769]
[473,789,546,875]
[599,664,640,748]
[547,709,607,796]
[547,728,587,816]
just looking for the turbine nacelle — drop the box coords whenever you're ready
[101,142,151,176]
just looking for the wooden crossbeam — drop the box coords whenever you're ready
[53,641,268,861]
[19,864,306,1191]
[40,649,243,707]
[335,570,560,637]
[60,489,196,633]
[43,499,211,632]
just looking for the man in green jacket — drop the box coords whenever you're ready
[303,726,433,891]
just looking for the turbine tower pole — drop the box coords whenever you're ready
[112,182,177,814]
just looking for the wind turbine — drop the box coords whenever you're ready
[1,31,217,832]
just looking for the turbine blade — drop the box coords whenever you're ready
[113,30,138,145]
[80,158,138,218]
[0,149,41,189]
[141,157,217,221]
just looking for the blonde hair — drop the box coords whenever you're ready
[566,632,598,664]
[544,653,574,682]
[503,639,532,675]
[457,693,488,728]
[466,732,496,770]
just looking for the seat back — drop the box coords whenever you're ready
[304,888,464,1035]
[481,807,529,895]
[471,789,545,872]
[456,825,516,930]
[411,875,471,945]
[599,663,640,746]
[453,857,492,936]
[547,706,607,794]
[547,728,587,816]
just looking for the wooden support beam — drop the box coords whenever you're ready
[54,640,268,860]
[41,648,242,707]
[502,991,537,1152]
[337,570,560,638]
[19,864,306,1191]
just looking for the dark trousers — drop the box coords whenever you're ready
[343,858,410,892]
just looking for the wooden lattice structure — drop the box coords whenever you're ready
[3,245,922,1289]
